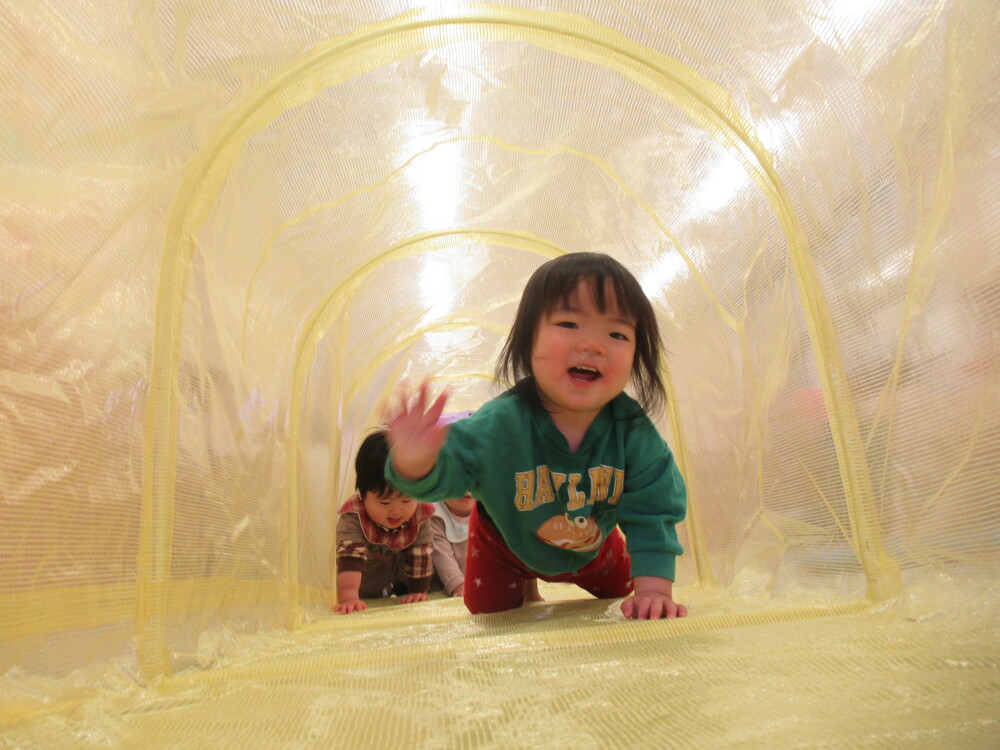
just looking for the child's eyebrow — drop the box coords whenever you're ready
[551,305,634,327]
[545,303,579,317]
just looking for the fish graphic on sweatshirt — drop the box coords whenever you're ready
[536,513,604,552]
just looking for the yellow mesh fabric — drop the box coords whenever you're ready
[1,1,998,747]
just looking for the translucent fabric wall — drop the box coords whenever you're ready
[2,1,998,746]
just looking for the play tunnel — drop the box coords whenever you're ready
[2,1,998,746]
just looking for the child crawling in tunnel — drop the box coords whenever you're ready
[384,252,688,619]
[333,430,436,613]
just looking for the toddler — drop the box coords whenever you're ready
[334,430,435,613]
[429,493,475,597]
[385,252,687,619]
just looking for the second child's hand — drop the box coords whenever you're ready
[384,380,450,481]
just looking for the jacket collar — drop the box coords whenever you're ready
[339,493,435,550]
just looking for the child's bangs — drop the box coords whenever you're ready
[544,267,641,324]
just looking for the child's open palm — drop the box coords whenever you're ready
[384,380,449,480]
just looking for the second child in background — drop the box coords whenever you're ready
[429,493,474,597]
[334,430,435,613]
[427,409,476,598]
[431,492,542,602]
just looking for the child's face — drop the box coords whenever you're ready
[362,489,419,529]
[444,493,475,517]
[531,280,636,424]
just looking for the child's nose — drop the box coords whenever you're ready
[576,335,605,355]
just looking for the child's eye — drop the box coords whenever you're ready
[610,331,630,341]
[556,321,578,329]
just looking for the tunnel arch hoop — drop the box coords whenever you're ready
[143,5,899,679]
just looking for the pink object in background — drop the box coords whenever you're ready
[789,387,828,426]
[437,410,474,427]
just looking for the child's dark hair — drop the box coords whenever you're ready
[495,252,665,416]
[355,430,395,498]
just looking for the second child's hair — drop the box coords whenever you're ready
[495,252,666,416]
[355,431,395,498]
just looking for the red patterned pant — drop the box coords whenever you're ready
[463,504,634,614]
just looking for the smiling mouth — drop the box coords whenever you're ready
[569,366,601,382]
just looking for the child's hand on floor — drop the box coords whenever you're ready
[620,593,687,619]
[335,598,368,614]
[621,576,687,619]
[399,592,429,604]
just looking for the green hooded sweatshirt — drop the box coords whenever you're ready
[386,388,686,580]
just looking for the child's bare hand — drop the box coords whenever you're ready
[383,380,449,480]
[335,598,368,614]
[399,592,429,604]
[621,576,686,619]
[620,592,687,619]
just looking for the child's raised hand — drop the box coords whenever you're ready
[383,380,449,481]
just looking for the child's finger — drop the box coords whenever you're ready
[383,380,414,425]
[375,395,389,423]
[425,387,450,425]
[636,597,652,619]
[412,378,429,416]
[620,597,636,619]
[397,380,414,414]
